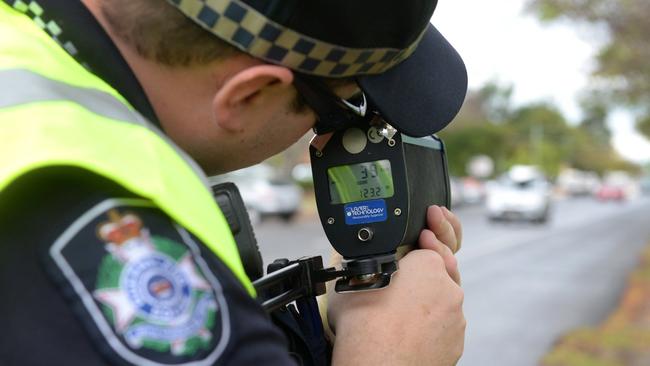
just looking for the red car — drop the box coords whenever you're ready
[595,185,625,201]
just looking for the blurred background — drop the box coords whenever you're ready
[212,1,650,365]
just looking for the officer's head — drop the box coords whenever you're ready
[92,0,467,174]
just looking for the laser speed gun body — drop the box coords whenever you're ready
[310,117,451,292]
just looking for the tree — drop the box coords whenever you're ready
[578,95,611,146]
[439,123,512,177]
[527,0,650,139]
[446,81,513,131]
[638,115,650,140]
[440,81,515,176]
[441,93,638,177]
[505,103,572,176]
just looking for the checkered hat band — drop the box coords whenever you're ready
[10,1,80,57]
[167,0,424,77]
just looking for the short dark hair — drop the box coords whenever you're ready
[101,0,355,113]
[101,0,240,67]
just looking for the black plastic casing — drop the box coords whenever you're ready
[212,182,264,281]
[310,124,451,259]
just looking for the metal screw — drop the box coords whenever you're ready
[315,150,323,157]
[394,208,402,216]
[327,217,335,225]
[387,139,396,147]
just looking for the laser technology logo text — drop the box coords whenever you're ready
[344,200,387,225]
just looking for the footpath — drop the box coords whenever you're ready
[541,243,650,366]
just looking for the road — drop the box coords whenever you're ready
[254,196,650,366]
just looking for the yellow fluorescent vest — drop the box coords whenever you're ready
[0,2,255,295]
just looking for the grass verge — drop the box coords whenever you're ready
[541,244,650,366]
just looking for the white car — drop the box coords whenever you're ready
[211,164,303,223]
[461,177,486,204]
[450,176,465,208]
[486,166,552,223]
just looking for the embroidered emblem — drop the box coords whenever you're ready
[94,210,217,356]
[47,199,231,366]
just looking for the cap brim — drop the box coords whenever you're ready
[358,24,468,137]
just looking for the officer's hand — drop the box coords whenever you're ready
[328,249,465,366]
[418,205,462,284]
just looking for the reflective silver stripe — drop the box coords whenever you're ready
[0,68,143,124]
[0,68,212,188]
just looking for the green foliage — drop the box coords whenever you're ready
[441,83,638,177]
[638,115,650,140]
[440,95,637,177]
[447,81,514,131]
[527,0,650,139]
[439,123,511,177]
[504,103,571,176]
[579,96,611,145]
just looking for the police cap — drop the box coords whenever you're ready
[168,0,467,136]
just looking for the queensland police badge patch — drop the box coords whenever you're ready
[47,198,231,366]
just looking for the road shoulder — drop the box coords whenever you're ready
[541,241,650,366]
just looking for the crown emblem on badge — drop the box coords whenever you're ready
[89,206,220,358]
[97,210,143,245]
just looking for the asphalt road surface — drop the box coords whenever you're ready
[254,195,650,366]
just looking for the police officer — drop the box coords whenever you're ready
[0,0,467,365]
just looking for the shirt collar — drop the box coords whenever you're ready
[4,0,159,125]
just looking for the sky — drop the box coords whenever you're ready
[432,0,650,164]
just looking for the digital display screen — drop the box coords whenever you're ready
[327,160,394,204]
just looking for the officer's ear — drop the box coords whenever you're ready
[213,64,294,131]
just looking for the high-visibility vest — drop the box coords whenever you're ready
[0,1,255,295]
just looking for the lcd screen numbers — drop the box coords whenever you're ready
[327,160,394,204]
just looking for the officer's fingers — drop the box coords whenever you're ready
[418,228,437,251]
[442,206,463,253]
[426,205,458,253]
[418,230,461,285]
